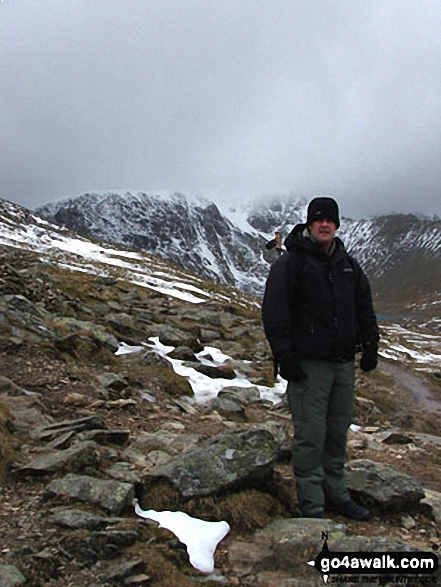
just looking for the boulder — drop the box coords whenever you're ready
[142,428,279,498]
[218,386,262,405]
[0,565,26,587]
[345,458,425,509]
[0,375,24,396]
[33,415,106,442]
[228,518,346,578]
[421,488,441,523]
[48,508,123,530]
[45,474,135,515]
[17,441,98,475]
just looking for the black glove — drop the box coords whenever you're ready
[279,351,307,382]
[360,342,378,372]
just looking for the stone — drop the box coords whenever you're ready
[79,429,131,447]
[152,324,202,351]
[48,508,123,530]
[169,346,196,361]
[34,415,106,441]
[17,441,98,475]
[228,518,346,577]
[373,429,414,444]
[142,428,279,498]
[218,386,261,404]
[191,363,237,380]
[345,458,425,509]
[421,488,441,523]
[0,565,26,587]
[103,559,146,582]
[98,372,129,391]
[45,474,135,515]
[0,375,24,396]
[51,317,120,351]
[106,312,149,341]
[61,529,138,563]
[206,397,245,419]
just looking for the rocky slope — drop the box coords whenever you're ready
[0,199,440,587]
[36,191,441,319]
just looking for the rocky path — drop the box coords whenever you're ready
[378,359,441,415]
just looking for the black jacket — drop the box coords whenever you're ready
[262,224,379,362]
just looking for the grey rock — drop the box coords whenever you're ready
[98,372,129,391]
[106,312,148,340]
[345,458,425,509]
[45,474,135,515]
[122,430,200,469]
[55,333,113,360]
[421,488,441,523]
[51,317,120,351]
[253,421,291,458]
[0,394,52,433]
[168,345,196,361]
[79,429,131,447]
[17,440,98,475]
[152,324,202,350]
[0,565,26,587]
[176,308,223,326]
[127,429,200,456]
[61,529,138,563]
[189,362,236,380]
[206,397,245,419]
[143,428,279,497]
[372,429,414,445]
[228,518,346,578]
[0,375,24,396]
[1,294,59,342]
[199,328,222,342]
[103,559,146,582]
[106,462,142,484]
[218,385,261,404]
[34,415,106,441]
[48,507,123,530]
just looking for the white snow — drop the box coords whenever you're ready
[380,324,441,369]
[0,208,221,305]
[146,336,286,404]
[134,500,230,573]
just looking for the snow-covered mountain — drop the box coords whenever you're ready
[2,195,440,361]
[0,197,256,309]
[36,191,441,316]
[36,191,294,295]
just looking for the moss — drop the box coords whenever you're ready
[128,542,214,587]
[125,363,194,398]
[214,490,283,533]
[140,481,184,512]
[157,489,283,534]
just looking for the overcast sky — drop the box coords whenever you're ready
[1,0,441,218]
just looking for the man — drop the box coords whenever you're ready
[262,197,379,520]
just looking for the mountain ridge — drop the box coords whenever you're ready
[35,191,441,321]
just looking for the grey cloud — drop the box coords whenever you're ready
[1,0,440,218]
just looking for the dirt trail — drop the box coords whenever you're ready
[378,358,441,415]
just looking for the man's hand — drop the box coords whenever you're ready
[360,342,378,372]
[279,351,307,382]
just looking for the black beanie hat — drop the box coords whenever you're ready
[306,197,340,228]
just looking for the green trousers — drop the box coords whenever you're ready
[286,358,355,516]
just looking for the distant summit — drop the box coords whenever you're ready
[36,191,441,320]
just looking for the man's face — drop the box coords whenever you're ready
[309,218,337,250]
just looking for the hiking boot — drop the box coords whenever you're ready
[326,500,370,520]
